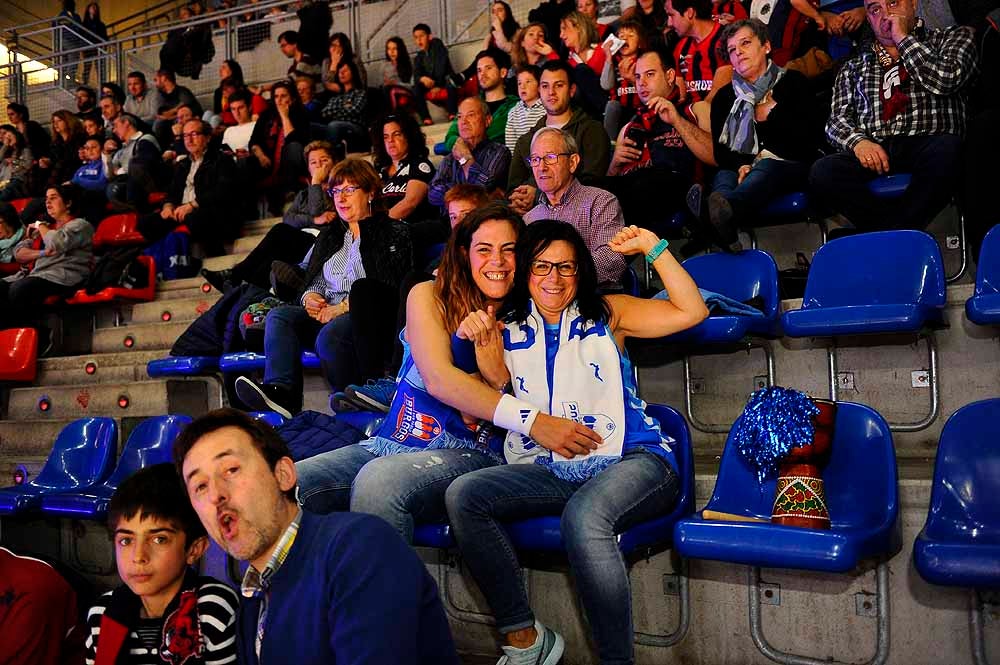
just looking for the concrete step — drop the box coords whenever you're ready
[0,419,87,458]
[201,252,247,271]
[232,234,266,255]
[155,276,221,300]
[242,217,281,235]
[7,379,212,421]
[92,321,192,354]
[35,350,165,386]
[131,294,220,325]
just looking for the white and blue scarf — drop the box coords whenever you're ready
[503,301,625,482]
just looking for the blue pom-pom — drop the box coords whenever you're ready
[732,386,820,485]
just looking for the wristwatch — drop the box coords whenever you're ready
[458,156,469,166]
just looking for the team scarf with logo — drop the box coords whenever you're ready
[502,300,625,483]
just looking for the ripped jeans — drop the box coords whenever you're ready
[295,443,499,544]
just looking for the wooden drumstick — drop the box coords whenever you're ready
[702,509,770,523]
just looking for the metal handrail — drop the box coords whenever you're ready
[106,0,187,38]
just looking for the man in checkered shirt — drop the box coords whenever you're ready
[808,0,978,232]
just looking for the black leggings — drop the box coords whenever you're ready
[229,223,317,289]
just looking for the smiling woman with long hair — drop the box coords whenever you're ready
[445,220,707,664]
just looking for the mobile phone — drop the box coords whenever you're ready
[602,32,626,55]
[624,124,649,151]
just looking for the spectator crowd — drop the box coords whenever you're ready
[1,0,997,663]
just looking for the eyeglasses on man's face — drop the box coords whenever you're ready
[525,152,572,168]
[530,260,579,277]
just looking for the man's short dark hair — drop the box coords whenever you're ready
[475,47,511,72]
[278,30,298,45]
[412,23,432,35]
[127,71,146,84]
[156,69,177,83]
[228,89,252,108]
[540,59,576,86]
[636,44,676,71]
[99,94,119,105]
[173,408,296,502]
[76,85,96,99]
[671,0,712,20]
[517,64,542,83]
[108,463,207,547]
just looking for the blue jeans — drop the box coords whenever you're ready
[263,304,350,392]
[296,444,499,544]
[444,449,680,665]
[712,157,809,223]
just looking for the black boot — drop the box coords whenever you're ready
[200,268,234,292]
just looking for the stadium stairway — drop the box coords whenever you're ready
[0,216,283,482]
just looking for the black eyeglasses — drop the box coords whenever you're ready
[524,152,571,168]
[530,260,579,277]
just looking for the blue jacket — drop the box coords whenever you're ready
[238,511,459,665]
[70,158,108,192]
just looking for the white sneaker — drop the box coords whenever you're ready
[495,621,564,665]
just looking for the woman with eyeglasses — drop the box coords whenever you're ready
[445,220,707,664]
[295,203,592,547]
[234,158,413,419]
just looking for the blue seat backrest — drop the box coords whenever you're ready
[646,403,695,516]
[703,402,897,531]
[251,411,287,428]
[681,249,780,319]
[801,230,945,310]
[106,415,194,486]
[621,266,641,297]
[974,225,1000,298]
[923,399,1000,542]
[31,418,118,490]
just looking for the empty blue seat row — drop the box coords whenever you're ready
[0,412,288,519]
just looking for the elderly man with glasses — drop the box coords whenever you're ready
[524,126,626,292]
[138,118,241,256]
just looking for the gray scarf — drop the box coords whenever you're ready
[719,60,784,155]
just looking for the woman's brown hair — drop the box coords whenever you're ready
[329,157,385,211]
[50,109,84,142]
[434,202,525,332]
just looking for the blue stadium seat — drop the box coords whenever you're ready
[414,403,695,556]
[147,356,220,377]
[621,265,641,297]
[913,398,1000,664]
[39,415,192,519]
[674,401,898,665]
[965,225,1000,326]
[250,411,288,428]
[414,403,694,645]
[634,250,781,432]
[914,398,1000,589]
[867,173,967,283]
[0,418,118,514]
[782,230,946,431]
[867,173,911,198]
[433,141,449,156]
[219,350,321,372]
[761,191,809,218]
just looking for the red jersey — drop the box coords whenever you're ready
[673,21,727,103]
[713,0,749,20]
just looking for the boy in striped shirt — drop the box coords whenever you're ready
[85,463,238,665]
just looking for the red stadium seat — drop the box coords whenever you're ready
[66,256,156,305]
[148,191,167,206]
[93,213,145,250]
[9,198,30,214]
[0,263,21,276]
[0,328,38,382]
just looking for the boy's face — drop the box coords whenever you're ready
[517,71,540,103]
[114,514,207,611]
